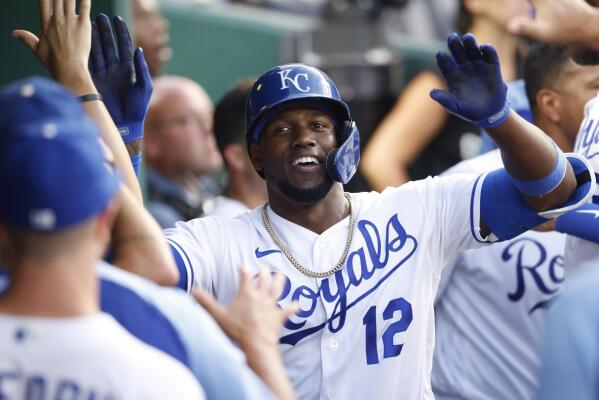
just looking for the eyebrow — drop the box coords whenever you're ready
[272,109,331,120]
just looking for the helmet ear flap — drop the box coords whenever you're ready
[326,121,360,184]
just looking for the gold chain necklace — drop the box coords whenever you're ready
[261,193,356,279]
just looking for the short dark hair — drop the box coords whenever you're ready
[524,43,570,112]
[213,78,256,155]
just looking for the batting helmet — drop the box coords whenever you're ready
[245,64,360,184]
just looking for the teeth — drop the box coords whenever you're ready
[292,156,319,166]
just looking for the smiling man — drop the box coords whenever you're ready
[163,34,594,399]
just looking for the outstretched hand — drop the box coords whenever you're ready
[507,0,599,49]
[12,0,93,92]
[430,33,509,129]
[90,14,152,142]
[193,267,299,349]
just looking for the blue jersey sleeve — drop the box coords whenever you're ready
[168,241,195,293]
[97,262,275,400]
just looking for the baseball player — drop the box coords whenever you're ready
[432,41,599,400]
[11,0,182,287]
[0,76,203,399]
[6,2,298,398]
[0,257,292,400]
[506,0,599,269]
[157,33,594,399]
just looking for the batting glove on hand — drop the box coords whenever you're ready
[430,33,509,129]
[89,14,152,144]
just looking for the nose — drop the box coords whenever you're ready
[292,126,316,148]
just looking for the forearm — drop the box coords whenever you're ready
[56,72,143,202]
[111,187,178,286]
[361,156,409,191]
[578,9,599,49]
[243,343,296,400]
[488,110,576,211]
[82,99,143,202]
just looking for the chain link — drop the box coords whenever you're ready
[261,193,356,279]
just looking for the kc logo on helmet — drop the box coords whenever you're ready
[278,69,310,93]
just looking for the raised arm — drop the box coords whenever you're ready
[12,0,177,285]
[431,33,593,239]
[361,72,449,190]
[507,0,599,49]
[89,14,152,180]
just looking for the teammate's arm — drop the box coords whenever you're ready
[89,14,152,179]
[361,72,449,190]
[507,0,599,49]
[12,0,178,285]
[194,268,299,400]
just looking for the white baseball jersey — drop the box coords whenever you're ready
[207,196,250,218]
[432,149,566,400]
[167,173,492,400]
[0,312,204,399]
[567,93,599,272]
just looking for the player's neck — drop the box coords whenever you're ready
[267,183,349,234]
[0,256,99,317]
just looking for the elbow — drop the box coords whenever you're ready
[111,252,180,287]
[151,257,180,286]
[359,154,377,186]
[153,264,179,286]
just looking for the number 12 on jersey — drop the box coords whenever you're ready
[362,297,413,365]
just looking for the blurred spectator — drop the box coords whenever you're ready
[361,0,530,190]
[209,79,267,217]
[144,76,223,228]
[132,0,172,76]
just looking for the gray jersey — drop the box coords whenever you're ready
[432,150,566,400]
[567,93,599,272]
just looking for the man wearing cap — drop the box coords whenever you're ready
[0,76,204,399]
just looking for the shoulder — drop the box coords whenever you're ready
[118,326,204,398]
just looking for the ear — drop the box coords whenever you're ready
[249,142,263,175]
[223,143,247,172]
[536,89,562,124]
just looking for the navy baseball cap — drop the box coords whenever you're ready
[0,77,120,231]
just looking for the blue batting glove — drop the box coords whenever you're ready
[430,33,510,129]
[89,14,153,144]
